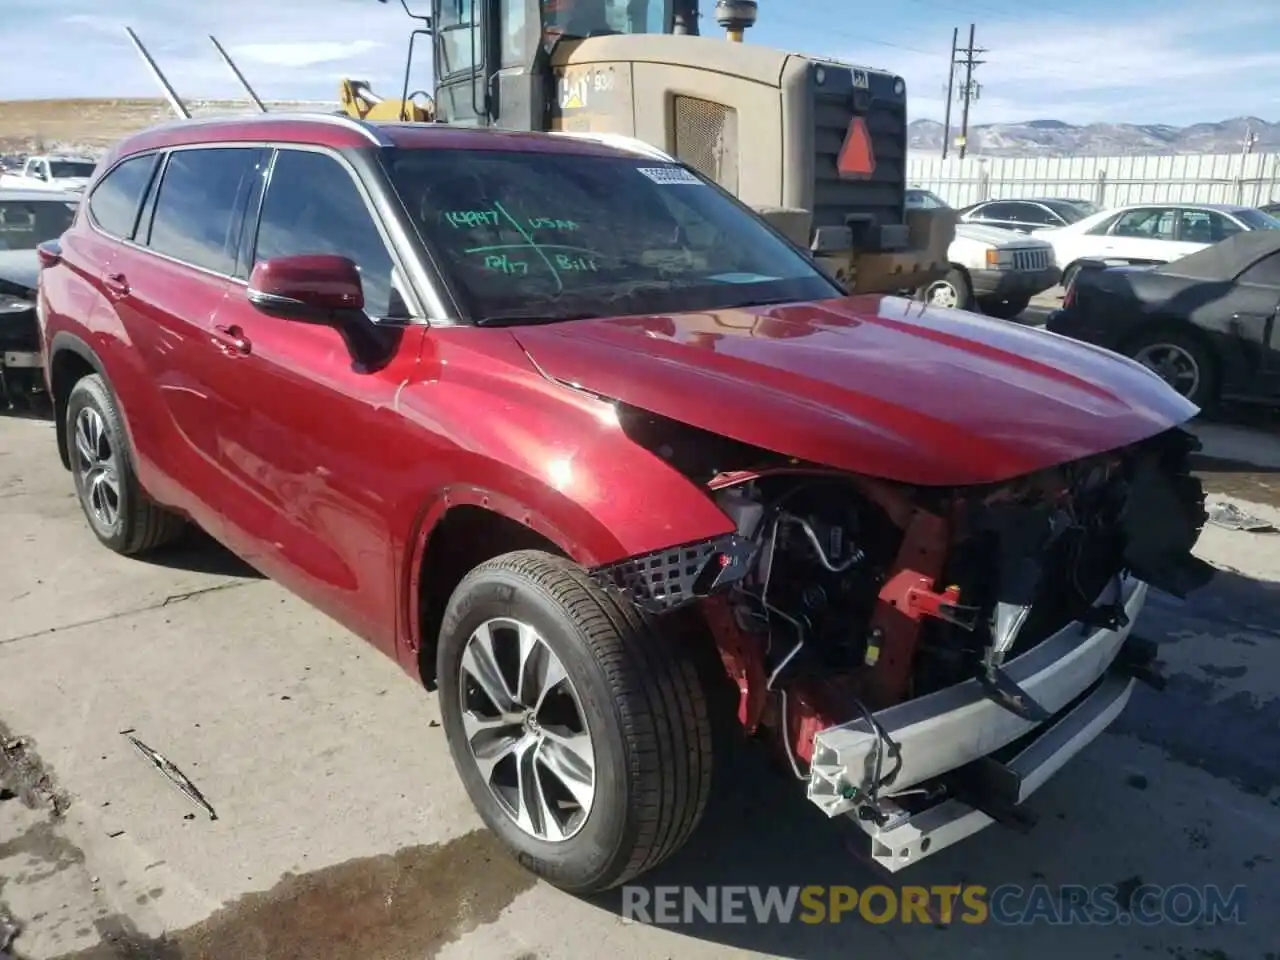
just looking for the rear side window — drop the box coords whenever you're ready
[1010,203,1058,226]
[87,154,159,239]
[252,149,401,318]
[147,148,264,275]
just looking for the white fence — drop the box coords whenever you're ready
[906,151,1280,209]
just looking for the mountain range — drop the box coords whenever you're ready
[908,116,1280,157]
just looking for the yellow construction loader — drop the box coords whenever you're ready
[339,0,954,294]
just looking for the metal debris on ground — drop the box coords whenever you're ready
[0,907,20,960]
[125,735,218,821]
[1207,501,1278,533]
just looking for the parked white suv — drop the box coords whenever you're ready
[905,189,1060,319]
[1034,202,1280,288]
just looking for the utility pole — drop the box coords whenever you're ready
[955,23,986,160]
[942,27,958,160]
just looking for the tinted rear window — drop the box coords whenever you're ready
[385,148,837,323]
[87,153,158,239]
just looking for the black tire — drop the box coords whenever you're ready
[436,550,713,894]
[919,267,974,311]
[1121,326,1219,411]
[65,374,186,555]
[979,296,1031,320]
[1061,262,1081,292]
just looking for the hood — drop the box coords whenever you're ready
[955,222,1046,247]
[511,295,1197,487]
[0,249,37,297]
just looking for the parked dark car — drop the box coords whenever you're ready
[0,187,79,408]
[958,197,1097,233]
[1046,230,1280,409]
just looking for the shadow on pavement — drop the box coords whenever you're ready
[140,526,266,580]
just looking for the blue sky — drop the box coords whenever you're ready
[6,0,1280,126]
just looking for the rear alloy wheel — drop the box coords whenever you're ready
[921,268,974,311]
[437,550,712,894]
[1127,329,1218,410]
[66,374,186,555]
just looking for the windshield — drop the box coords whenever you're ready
[48,161,96,179]
[0,198,77,250]
[543,0,668,39]
[1234,207,1280,230]
[386,148,839,323]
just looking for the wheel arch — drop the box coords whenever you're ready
[402,471,735,689]
[48,332,106,470]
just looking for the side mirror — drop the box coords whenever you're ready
[247,255,364,321]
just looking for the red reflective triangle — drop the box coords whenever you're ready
[837,117,876,179]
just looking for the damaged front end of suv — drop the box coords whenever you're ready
[589,406,1212,868]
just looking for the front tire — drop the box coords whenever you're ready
[436,550,713,894]
[65,374,185,555]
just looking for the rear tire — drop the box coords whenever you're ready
[436,550,713,894]
[1061,262,1081,292]
[65,374,185,555]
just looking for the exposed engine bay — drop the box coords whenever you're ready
[592,417,1212,833]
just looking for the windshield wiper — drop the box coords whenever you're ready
[474,309,599,327]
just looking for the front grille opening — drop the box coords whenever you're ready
[672,95,740,194]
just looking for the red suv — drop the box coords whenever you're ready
[37,114,1211,893]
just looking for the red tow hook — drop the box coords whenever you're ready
[879,572,980,631]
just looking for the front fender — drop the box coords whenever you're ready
[396,382,738,572]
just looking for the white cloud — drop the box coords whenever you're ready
[842,3,1280,125]
[232,40,383,69]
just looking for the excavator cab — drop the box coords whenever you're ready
[393,0,954,292]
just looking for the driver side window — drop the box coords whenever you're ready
[253,149,406,319]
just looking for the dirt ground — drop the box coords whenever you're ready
[0,99,331,156]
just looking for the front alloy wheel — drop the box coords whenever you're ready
[459,617,596,842]
[437,550,713,894]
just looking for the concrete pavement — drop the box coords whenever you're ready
[2,410,1278,960]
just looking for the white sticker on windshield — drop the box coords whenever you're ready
[636,166,704,185]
